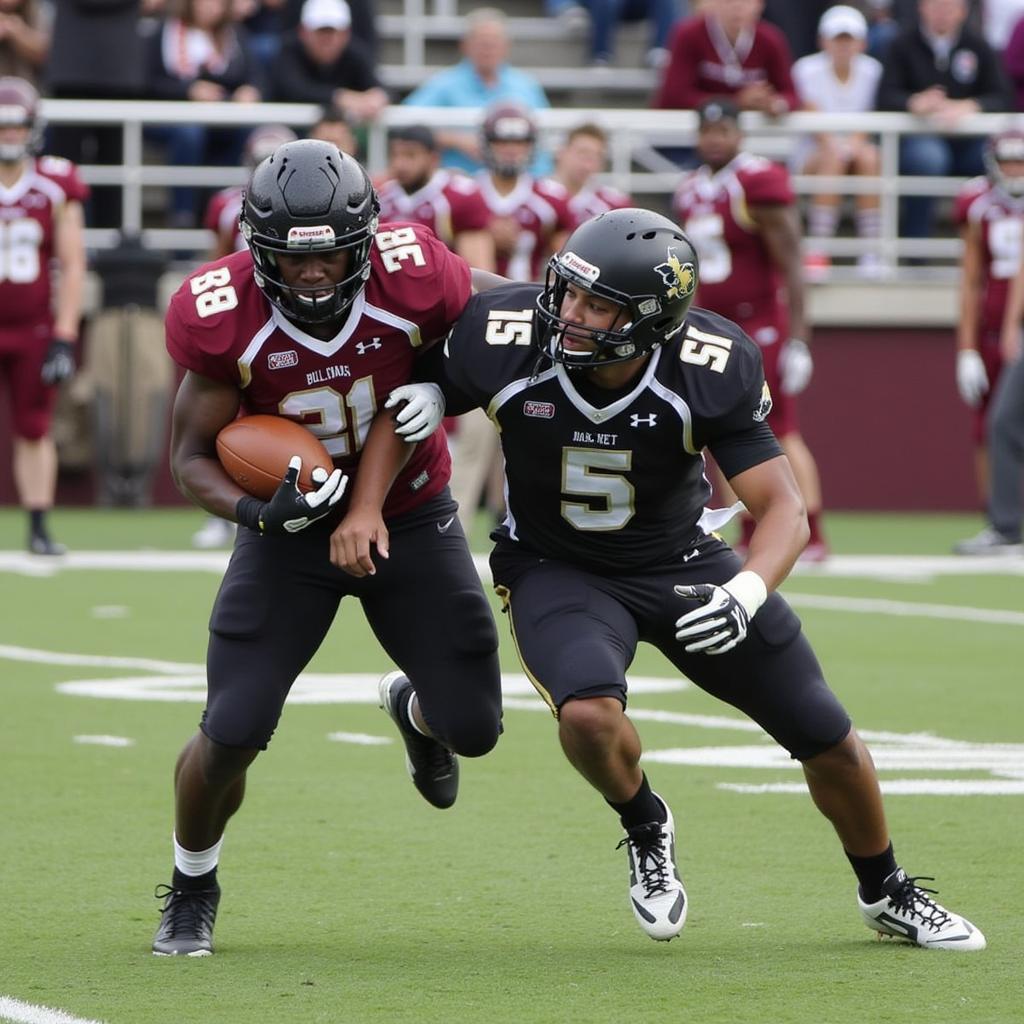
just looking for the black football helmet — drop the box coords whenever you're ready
[985,129,1024,198]
[0,77,42,163]
[535,208,699,367]
[240,139,380,325]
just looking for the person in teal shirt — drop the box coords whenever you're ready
[402,7,551,174]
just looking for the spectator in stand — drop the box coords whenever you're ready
[308,102,359,156]
[864,0,903,60]
[234,0,377,65]
[653,0,797,115]
[792,6,885,280]
[270,0,387,123]
[402,8,550,176]
[876,0,1012,245]
[673,99,829,560]
[145,0,264,228]
[551,122,632,226]
[0,0,49,84]
[377,125,495,271]
[47,0,147,228]
[579,0,683,69]
[951,130,1024,513]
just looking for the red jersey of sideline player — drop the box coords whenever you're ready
[954,175,1024,439]
[0,154,89,329]
[203,185,245,254]
[475,172,574,281]
[673,151,796,432]
[376,170,491,250]
[566,181,631,227]
[165,222,468,519]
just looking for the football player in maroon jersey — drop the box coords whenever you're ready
[952,130,1024,511]
[152,140,502,956]
[377,124,495,270]
[673,99,828,560]
[551,122,631,228]
[0,77,88,555]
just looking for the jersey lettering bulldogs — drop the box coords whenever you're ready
[435,282,781,571]
[376,170,491,250]
[0,155,89,327]
[672,152,792,324]
[165,222,469,518]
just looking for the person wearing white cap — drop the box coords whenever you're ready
[792,5,885,279]
[270,0,388,121]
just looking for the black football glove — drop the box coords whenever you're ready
[236,456,347,535]
[40,338,76,385]
[673,571,768,655]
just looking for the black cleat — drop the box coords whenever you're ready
[378,671,459,809]
[152,882,220,956]
[28,533,66,556]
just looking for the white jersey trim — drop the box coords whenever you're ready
[270,288,369,357]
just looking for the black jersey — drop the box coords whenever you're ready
[438,282,782,571]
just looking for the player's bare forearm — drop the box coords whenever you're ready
[169,371,246,519]
[729,455,809,590]
[957,227,982,351]
[459,231,497,274]
[346,410,413,514]
[471,267,510,293]
[54,201,87,339]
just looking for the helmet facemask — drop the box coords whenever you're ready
[0,77,42,164]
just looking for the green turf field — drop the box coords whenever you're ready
[1,509,1021,1024]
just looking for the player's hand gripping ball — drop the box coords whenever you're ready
[216,415,333,500]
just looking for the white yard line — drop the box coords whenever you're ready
[0,996,106,1024]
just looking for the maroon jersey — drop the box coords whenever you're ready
[0,155,89,328]
[165,222,470,518]
[653,14,797,111]
[954,176,1024,335]
[566,181,632,227]
[203,185,245,253]
[474,172,574,281]
[672,152,793,323]
[376,170,491,251]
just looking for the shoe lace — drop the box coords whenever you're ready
[154,884,218,936]
[887,875,952,930]
[617,823,672,898]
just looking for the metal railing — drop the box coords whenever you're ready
[40,99,1024,274]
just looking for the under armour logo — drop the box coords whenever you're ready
[356,338,382,355]
[630,413,658,428]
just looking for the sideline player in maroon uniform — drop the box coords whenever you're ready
[376,125,495,271]
[673,99,827,559]
[551,122,631,228]
[152,141,502,956]
[408,207,985,951]
[474,103,574,283]
[0,77,87,555]
[952,130,1024,510]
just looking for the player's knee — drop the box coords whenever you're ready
[195,731,259,787]
[558,696,623,746]
[446,714,501,759]
[803,725,863,774]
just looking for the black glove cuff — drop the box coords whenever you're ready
[235,496,265,532]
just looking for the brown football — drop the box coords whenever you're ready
[216,415,333,500]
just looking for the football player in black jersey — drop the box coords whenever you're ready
[395,208,985,949]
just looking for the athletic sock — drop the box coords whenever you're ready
[808,203,840,239]
[173,833,223,882]
[607,774,668,830]
[398,687,430,737]
[28,508,46,537]
[846,842,898,903]
[172,866,218,892]
[856,207,881,240]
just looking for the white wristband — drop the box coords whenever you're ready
[722,570,768,618]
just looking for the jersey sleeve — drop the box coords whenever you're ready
[448,180,493,234]
[164,275,240,384]
[37,155,90,203]
[374,222,472,345]
[954,180,986,227]
[741,163,793,207]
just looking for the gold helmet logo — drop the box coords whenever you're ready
[654,248,696,301]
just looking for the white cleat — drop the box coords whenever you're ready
[858,868,986,951]
[617,795,687,941]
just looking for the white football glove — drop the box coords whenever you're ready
[955,349,989,407]
[673,571,768,655]
[778,338,813,396]
[386,382,446,443]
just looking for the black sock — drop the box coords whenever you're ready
[28,509,46,537]
[846,842,897,903]
[172,866,218,892]
[396,684,418,735]
[606,774,667,830]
